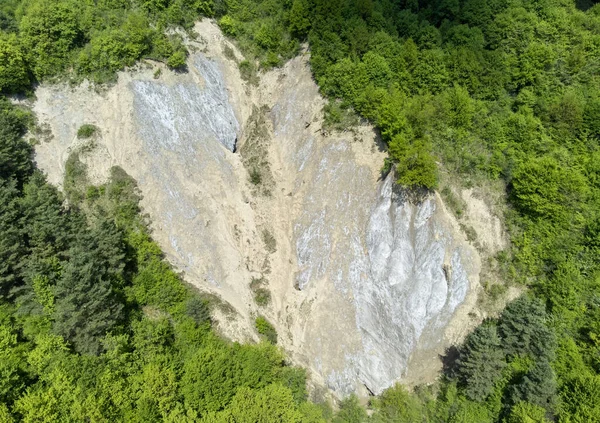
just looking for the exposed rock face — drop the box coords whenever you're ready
[31,20,483,397]
[132,55,239,154]
[358,178,473,391]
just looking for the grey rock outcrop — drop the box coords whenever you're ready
[133,55,239,154]
[357,176,471,392]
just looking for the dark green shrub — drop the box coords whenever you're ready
[249,167,262,185]
[250,277,271,306]
[239,60,258,84]
[76,124,98,139]
[186,295,211,325]
[253,288,271,306]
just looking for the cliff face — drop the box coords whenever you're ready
[32,20,483,397]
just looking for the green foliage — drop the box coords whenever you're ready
[389,136,438,190]
[497,296,556,360]
[19,0,83,79]
[0,98,32,187]
[289,0,311,38]
[323,101,360,132]
[219,15,238,36]
[249,167,262,185]
[239,59,259,84]
[76,124,98,139]
[454,322,506,402]
[131,254,188,313]
[31,275,54,314]
[2,0,600,420]
[0,34,29,93]
[250,277,271,307]
[52,224,125,355]
[181,337,283,413]
[371,384,422,422]
[76,13,155,82]
[507,359,557,413]
[207,384,306,422]
[63,152,88,203]
[0,181,25,295]
[559,375,600,422]
[333,395,367,423]
[0,0,217,87]
[255,316,277,344]
[166,50,187,69]
[185,295,211,325]
[511,156,588,223]
[254,288,271,306]
[506,402,550,423]
[262,229,277,253]
[0,322,29,404]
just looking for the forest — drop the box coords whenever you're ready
[1,0,600,421]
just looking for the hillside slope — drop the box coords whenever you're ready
[31,20,499,396]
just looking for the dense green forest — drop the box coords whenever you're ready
[1,0,600,421]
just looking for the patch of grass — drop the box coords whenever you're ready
[250,277,271,306]
[153,68,162,79]
[441,186,464,218]
[254,288,271,306]
[239,60,259,85]
[323,100,360,132]
[142,305,169,321]
[77,124,99,139]
[255,315,277,344]
[223,44,236,61]
[85,186,101,200]
[33,122,54,143]
[249,168,262,185]
[200,292,237,317]
[483,281,508,303]
[262,229,277,254]
[240,106,274,196]
[460,223,478,243]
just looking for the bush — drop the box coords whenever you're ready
[250,277,271,306]
[389,136,438,190]
[19,0,83,79]
[262,229,276,253]
[253,288,271,306]
[249,167,262,185]
[76,124,98,139]
[218,15,237,36]
[255,316,277,344]
[0,34,29,93]
[239,60,258,84]
[255,23,280,50]
[167,50,186,69]
[185,295,211,325]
